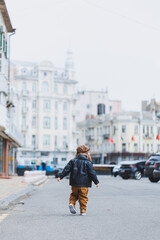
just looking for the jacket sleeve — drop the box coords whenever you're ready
[59,160,73,179]
[87,162,99,185]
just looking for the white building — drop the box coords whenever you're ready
[77,111,160,164]
[76,90,122,122]
[0,0,22,177]
[11,52,77,170]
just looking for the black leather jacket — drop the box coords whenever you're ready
[59,155,99,187]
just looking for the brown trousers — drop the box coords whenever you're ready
[69,186,89,210]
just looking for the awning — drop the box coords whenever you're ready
[0,131,22,147]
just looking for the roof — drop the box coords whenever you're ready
[0,0,13,32]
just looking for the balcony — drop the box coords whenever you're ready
[0,75,8,94]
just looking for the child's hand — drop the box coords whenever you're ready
[57,177,61,182]
[96,184,99,188]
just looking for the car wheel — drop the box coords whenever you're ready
[134,171,142,180]
[149,176,159,183]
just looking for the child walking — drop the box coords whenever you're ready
[57,145,99,216]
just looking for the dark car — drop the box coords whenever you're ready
[144,154,160,182]
[153,161,160,182]
[119,160,146,180]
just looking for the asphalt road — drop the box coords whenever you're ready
[0,176,160,240]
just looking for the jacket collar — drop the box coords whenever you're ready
[77,155,89,161]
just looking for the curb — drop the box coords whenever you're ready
[32,176,48,186]
[0,177,49,210]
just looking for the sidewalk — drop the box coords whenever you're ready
[0,175,48,210]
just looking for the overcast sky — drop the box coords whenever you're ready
[5,0,160,111]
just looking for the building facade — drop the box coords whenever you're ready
[76,90,122,122]
[77,111,160,164]
[11,53,77,169]
[0,0,22,177]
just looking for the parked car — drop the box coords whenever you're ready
[144,154,160,182]
[119,160,146,180]
[112,164,121,177]
[152,161,160,182]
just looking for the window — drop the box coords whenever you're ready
[0,33,2,49]
[22,82,27,91]
[43,100,51,111]
[122,125,126,134]
[32,135,36,146]
[134,143,138,152]
[41,152,49,156]
[44,72,47,76]
[22,99,27,108]
[54,136,57,147]
[22,116,26,127]
[23,134,26,147]
[143,126,145,134]
[42,81,49,93]
[32,116,36,128]
[61,158,66,161]
[43,135,50,146]
[122,143,126,152]
[55,117,58,129]
[63,85,68,95]
[54,84,58,93]
[97,104,105,115]
[147,144,149,153]
[55,101,58,111]
[43,117,51,128]
[151,144,153,152]
[63,136,67,148]
[22,151,27,156]
[32,82,36,92]
[134,125,138,134]
[63,117,67,129]
[63,102,67,112]
[32,100,36,110]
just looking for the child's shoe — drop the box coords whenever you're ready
[80,209,86,216]
[69,204,76,214]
